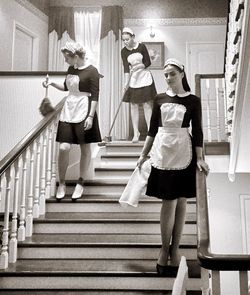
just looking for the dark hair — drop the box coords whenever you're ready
[168,64,191,92]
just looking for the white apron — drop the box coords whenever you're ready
[60,74,91,123]
[127,52,153,88]
[150,103,192,170]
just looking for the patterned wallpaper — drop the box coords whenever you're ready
[49,0,228,18]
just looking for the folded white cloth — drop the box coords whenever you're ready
[119,159,151,207]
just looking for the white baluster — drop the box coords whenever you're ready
[45,124,53,199]
[51,119,58,197]
[239,271,248,295]
[215,79,221,142]
[40,129,48,215]
[9,158,21,263]
[0,168,11,269]
[33,134,42,218]
[211,270,221,295]
[205,79,212,142]
[18,150,28,241]
[26,143,35,237]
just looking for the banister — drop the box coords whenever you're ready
[196,169,250,271]
[0,98,65,176]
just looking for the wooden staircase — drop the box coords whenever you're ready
[0,142,202,294]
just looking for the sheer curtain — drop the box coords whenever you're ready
[74,7,102,68]
[99,6,129,140]
[48,7,75,71]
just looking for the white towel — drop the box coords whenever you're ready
[119,159,151,207]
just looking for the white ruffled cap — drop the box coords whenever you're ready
[122,27,134,35]
[164,58,184,71]
[61,41,86,55]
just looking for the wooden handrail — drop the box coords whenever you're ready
[0,99,65,176]
[195,73,225,98]
[196,170,250,271]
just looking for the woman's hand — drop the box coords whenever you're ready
[84,116,93,130]
[137,154,147,169]
[197,158,210,176]
[42,80,52,88]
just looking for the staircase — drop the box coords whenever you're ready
[0,142,202,294]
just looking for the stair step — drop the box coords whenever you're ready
[46,195,196,214]
[0,291,202,295]
[95,167,135,178]
[19,233,197,246]
[18,242,197,260]
[1,258,200,276]
[0,275,202,291]
[37,212,197,222]
[104,141,144,154]
[33,221,196,235]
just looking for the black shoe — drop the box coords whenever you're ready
[156,263,178,277]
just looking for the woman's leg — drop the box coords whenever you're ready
[142,101,152,130]
[169,197,187,266]
[79,143,91,179]
[130,103,140,142]
[56,143,71,199]
[72,144,91,200]
[157,199,177,266]
[58,143,71,184]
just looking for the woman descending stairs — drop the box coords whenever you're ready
[0,142,203,294]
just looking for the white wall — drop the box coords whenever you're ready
[207,173,250,295]
[126,21,227,93]
[0,75,66,160]
[0,0,48,70]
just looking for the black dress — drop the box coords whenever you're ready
[56,65,102,144]
[121,43,156,103]
[146,92,203,200]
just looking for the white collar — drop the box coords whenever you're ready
[166,89,191,97]
[126,42,139,51]
[74,63,90,70]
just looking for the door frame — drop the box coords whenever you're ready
[11,20,39,71]
[185,41,225,91]
[240,194,250,254]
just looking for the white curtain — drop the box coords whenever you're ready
[74,8,102,69]
[48,31,73,71]
[99,6,129,140]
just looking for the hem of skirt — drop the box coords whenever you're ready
[146,193,195,200]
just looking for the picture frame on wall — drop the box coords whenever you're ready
[142,42,165,69]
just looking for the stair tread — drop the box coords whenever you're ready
[101,154,140,158]
[19,233,197,246]
[64,179,129,186]
[35,212,196,223]
[1,259,201,278]
[0,292,202,295]
[47,194,196,203]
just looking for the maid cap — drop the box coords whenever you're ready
[164,58,184,71]
[61,42,86,55]
[122,27,134,36]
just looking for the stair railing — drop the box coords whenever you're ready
[196,170,250,295]
[195,74,228,143]
[0,99,64,269]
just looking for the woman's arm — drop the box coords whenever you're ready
[49,82,65,91]
[137,135,154,167]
